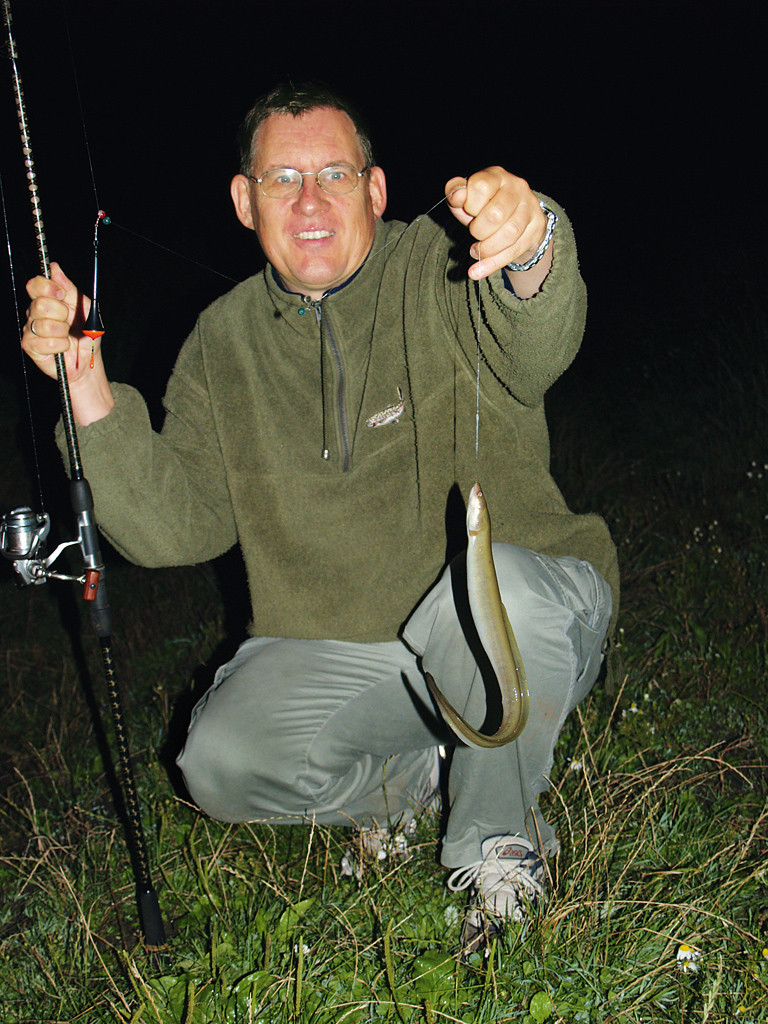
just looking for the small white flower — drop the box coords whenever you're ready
[340,851,364,879]
[569,759,583,772]
[676,943,701,973]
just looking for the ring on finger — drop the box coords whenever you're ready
[30,318,40,337]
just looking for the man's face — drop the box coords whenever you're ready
[231,107,387,298]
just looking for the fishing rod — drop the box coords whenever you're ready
[0,0,165,950]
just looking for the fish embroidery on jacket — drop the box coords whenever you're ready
[366,387,405,427]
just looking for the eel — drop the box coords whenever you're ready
[425,482,529,748]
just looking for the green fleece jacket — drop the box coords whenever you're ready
[70,202,619,641]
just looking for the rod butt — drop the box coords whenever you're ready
[139,886,166,949]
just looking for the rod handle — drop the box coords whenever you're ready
[139,886,167,949]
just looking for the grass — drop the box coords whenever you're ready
[1,284,766,1022]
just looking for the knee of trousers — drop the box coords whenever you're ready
[402,542,612,724]
[177,706,306,822]
[176,646,320,821]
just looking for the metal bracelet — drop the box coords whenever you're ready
[506,202,557,273]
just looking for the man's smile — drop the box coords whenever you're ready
[293,229,336,240]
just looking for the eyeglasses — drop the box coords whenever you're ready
[248,163,369,199]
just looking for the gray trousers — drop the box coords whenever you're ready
[177,544,612,869]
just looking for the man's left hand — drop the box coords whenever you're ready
[445,167,549,282]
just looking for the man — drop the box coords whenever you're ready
[23,83,618,956]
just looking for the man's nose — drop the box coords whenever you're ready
[293,175,330,212]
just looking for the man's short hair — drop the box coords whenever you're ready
[237,82,375,176]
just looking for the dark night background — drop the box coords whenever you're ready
[1,0,764,476]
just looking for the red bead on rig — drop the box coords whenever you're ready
[81,209,109,369]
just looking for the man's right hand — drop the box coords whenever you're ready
[23,262,114,425]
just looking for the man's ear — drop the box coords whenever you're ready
[368,166,387,220]
[231,174,256,230]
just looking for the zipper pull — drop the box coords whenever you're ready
[299,295,322,317]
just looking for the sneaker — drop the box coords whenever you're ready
[340,746,444,878]
[447,835,546,957]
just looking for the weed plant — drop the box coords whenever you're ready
[1,288,766,1022]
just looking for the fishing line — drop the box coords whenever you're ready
[59,0,100,210]
[0,167,46,513]
[106,219,239,283]
[475,279,482,461]
[367,179,485,471]
[43,3,108,371]
[366,185,463,265]
[57,0,240,296]
[101,188,459,293]
[61,0,476,308]
[62,3,108,373]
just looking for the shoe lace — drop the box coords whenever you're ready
[447,850,545,910]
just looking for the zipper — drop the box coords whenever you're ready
[311,299,351,472]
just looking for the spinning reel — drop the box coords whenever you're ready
[1,504,102,599]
